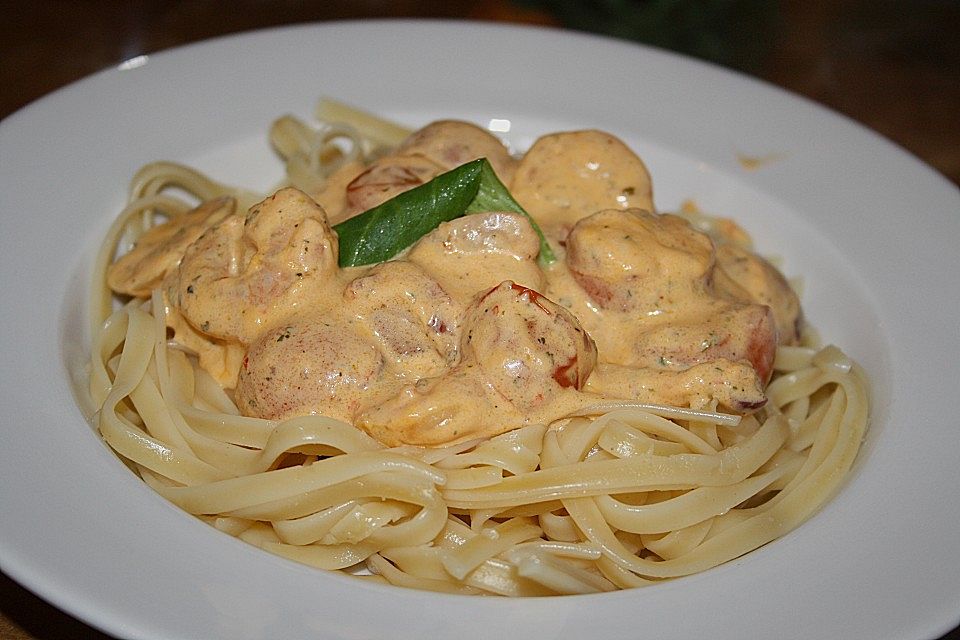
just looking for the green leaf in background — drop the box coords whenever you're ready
[515,0,777,74]
[333,159,484,267]
[333,158,556,267]
[465,159,557,265]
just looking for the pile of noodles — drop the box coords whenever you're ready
[84,100,868,595]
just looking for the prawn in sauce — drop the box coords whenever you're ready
[107,121,802,447]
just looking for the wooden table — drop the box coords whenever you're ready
[2,1,958,638]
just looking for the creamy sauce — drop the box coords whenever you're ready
[107,121,801,447]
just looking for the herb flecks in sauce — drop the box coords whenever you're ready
[107,121,802,447]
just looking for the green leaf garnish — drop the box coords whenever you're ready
[465,159,557,265]
[333,159,483,267]
[333,158,555,267]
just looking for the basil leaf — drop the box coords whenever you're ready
[334,159,484,267]
[465,160,557,265]
[332,157,556,267]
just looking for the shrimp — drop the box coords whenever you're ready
[235,261,463,421]
[565,208,714,312]
[172,188,340,344]
[345,154,444,214]
[467,282,597,398]
[406,211,545,304]
[234,315,388,422]
[713,242,803,345]
[344,260,463,379]
[565,208,778,385]
[397,120,518,185]
[628,303,777,384]
[107,196,235,297]
[342,120,518,217]
[358,281,597,446]
[587,359,767,413]
[511,130,655,239]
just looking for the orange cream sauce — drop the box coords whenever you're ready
[108,121,801,447]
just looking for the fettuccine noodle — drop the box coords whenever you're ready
[85,99,868,595]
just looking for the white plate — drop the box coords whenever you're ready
[1,20,958,640]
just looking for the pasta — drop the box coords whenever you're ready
[86,99,868,595]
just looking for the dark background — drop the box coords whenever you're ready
[2,1,959,638]
[4,0,959,186]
